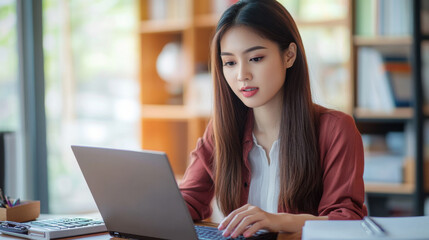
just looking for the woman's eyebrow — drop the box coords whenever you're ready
[220,46,267,56]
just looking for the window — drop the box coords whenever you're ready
[0,0,19,132]
[43,0,139,213]
[279,0,351,112]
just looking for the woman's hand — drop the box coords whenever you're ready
[217,204,329,238]
[217,204,283,238]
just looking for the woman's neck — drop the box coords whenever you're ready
[252,91,283,163]
[253,106,281,137]
[252,91,283,138]
[252,99,282,164]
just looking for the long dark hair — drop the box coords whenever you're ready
[211,0,323,216]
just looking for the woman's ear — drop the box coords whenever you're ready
[283,42,297,69]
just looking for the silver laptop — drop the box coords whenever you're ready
[71,146,277,240]
[72,145,201,239]
[0,146,277,240]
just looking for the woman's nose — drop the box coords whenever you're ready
[237,64,252,81]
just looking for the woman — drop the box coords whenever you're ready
[180,0,367,237]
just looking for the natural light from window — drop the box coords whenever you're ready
[43,0,140,213]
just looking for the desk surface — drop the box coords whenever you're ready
[0,222,302,240]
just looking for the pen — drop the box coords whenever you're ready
[5,196,12,208]
[362,216,387,237]
[12,198,20,207]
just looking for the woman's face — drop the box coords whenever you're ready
[220,26,296,109]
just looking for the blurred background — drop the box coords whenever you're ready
[0,0,428,218]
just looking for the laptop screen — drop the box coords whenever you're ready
[72,146,198,240]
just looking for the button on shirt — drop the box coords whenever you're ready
[247,133,280,213]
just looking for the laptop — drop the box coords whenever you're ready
[0,146,277,239]
[71,145,277,240]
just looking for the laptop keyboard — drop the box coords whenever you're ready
[195,225,278,240]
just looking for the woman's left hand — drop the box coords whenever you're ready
[217,204,282,238]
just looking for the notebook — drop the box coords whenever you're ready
[302,216,429,240]
[70,145,277,240]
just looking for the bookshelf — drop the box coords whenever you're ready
[138,0,223,175]
[137,0,428,216]
[138,0,354,177]
[351,0,428,216]
[365,183,414,195]
[354,107,413,120]
[354,36,413,46]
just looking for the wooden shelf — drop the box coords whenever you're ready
[140,19,190,34]
[365,183,414,194]
[296,18,348,27]
[195,13,348,29]
[141,104,210,120]
[354,107,413,120]
[141,105,191,120]
[139,0,215,176]
[353,36,412,46]
[194,14,219,28]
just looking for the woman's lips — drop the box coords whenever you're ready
[240,87,259,97]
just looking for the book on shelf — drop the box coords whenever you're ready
[383,56,412,107]
[357,48,412,112]
[355,0,376,36]
[148,0,188,21]
[355,0,411,37]
[363,153,404,184]
[357,47,394,112]
[362,132,407,184]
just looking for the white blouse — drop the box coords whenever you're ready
[247,133,280,213]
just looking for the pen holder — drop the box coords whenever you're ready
[0,201,40,222]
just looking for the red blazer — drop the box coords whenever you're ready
[179,106,368,220]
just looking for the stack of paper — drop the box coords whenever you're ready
[302,216,429,239]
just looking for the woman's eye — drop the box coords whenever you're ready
[223,61,235,66]
[250,57,263,62]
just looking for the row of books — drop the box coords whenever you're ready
[362,120,429,185]
[357,47,412,112]
[355,0,412,36]
[362,131,409,184]
[148,0,190,21]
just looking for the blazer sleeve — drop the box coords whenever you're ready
[179,121,216,221]
[318,113,368,220]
